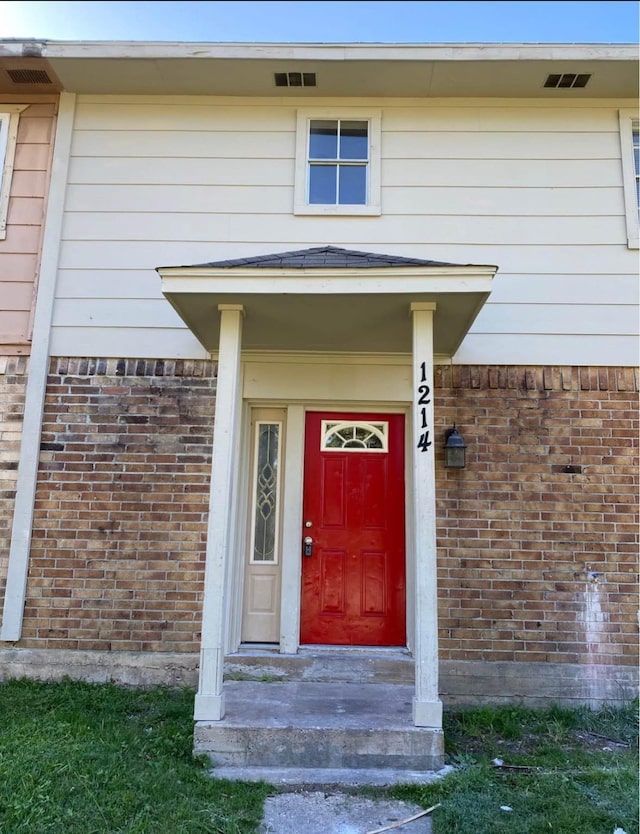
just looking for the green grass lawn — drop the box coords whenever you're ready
[0,678,637,834]
[394,700,639,834]
[0,679,270,833]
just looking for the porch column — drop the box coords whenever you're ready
[410,302,443,729]
[194,304,244,721]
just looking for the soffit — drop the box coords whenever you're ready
[0,41,636,97]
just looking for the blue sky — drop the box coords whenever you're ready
[0,1,637,43]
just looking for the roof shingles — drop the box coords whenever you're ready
[185,246,461,269]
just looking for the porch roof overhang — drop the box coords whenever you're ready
[157,248,498,357]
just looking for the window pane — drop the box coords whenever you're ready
[309,164,337,204]
[309,120,338,159]
[339,120,368,160]
[322,421,387,452]
[252,423,280,563]
[338,164,366,204]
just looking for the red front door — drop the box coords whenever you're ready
[300,412,406,646]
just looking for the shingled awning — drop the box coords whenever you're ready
[157,246,498,357]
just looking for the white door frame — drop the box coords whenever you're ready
[196,342,442,729]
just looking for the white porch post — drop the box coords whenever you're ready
[194,304,244,722]
[410,302,443,729]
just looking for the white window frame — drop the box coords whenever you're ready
[0,107,27,240]
[294,108,381,216]
[619,109,639,250]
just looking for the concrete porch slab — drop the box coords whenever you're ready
[194,680,444,775]
[224,646,415,685]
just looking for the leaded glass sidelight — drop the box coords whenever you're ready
[321,421,388,452]
[250,422,282,564]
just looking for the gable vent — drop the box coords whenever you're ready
[544,73,591,89]
[6,68,52,84]
[274,72,316,88]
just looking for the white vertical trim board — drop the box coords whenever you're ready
[279,404,304,654]
[618,108,639,249]
[1,93,77,642]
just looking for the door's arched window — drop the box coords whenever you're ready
[320,420,388,452]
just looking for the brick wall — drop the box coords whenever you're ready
[17,357,216,651]
[6,360,639,670]
[0,356,28,611]
[435,365,639,668]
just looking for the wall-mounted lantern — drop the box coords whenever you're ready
[444,426,466,469]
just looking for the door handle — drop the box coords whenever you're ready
[303,536,313,557]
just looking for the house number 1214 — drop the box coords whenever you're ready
[416,361,432,452]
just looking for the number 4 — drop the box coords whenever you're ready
[417,431,432,452]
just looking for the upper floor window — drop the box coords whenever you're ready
[294,108,381,216]
[619,109,639,249]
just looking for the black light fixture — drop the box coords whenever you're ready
[444,426,466,469]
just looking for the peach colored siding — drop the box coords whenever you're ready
[0,97,57,355]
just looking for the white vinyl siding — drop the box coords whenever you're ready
[52,96,639,366]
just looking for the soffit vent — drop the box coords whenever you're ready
[544,73,591,89]
[274,72,317,88]
[6,68,52,84]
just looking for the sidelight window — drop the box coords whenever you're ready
[249,422,282,564]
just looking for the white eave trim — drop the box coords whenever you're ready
[158,264,498,295]
[33,41,640,62]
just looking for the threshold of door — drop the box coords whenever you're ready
[299,644,411,656]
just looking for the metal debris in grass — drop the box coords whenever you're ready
[364,803,441,834]
[581,731,630,747]
[492,758,538,773]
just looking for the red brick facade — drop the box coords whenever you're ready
[435,364,639,668]
[18,357,216,652]
[4,359,638,671]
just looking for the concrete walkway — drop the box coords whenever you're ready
[259,791,434,834]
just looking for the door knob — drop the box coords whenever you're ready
[303,536,313,557]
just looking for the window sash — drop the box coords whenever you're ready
[307,118,370,206]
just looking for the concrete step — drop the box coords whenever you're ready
[209,765,451,788]
[194,680,444,775]
[224,646,415,685]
